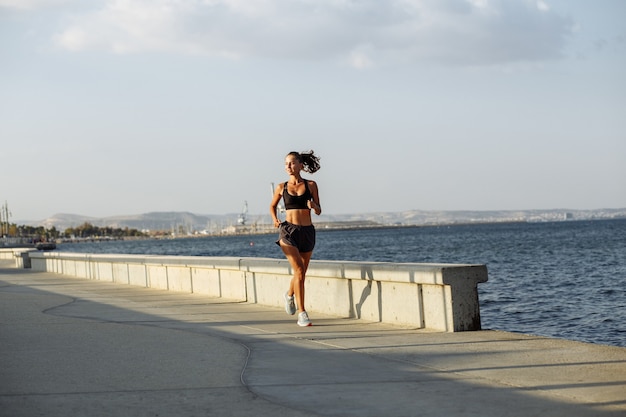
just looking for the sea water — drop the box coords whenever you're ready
[56,218,626,347]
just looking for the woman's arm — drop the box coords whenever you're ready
[307,180,322,216]
[269,183,284,227]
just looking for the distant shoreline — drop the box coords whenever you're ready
[19,208,626,232]
[5,217,623,247]
[40,216,625,243]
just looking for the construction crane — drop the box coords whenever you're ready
[237,201,248,225]
[1,201,11,236]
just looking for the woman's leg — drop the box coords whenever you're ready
[297,251,312,311]
[280,242,313,312]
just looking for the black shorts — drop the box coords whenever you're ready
[276,222,316,253]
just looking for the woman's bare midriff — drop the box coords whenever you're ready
[285,209,313,226]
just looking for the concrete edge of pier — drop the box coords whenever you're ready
[1,259,625,417]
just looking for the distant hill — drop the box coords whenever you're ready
[29,212,236,233]
[320,208,626,226]
[16,208,626,233]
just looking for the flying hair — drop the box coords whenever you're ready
[288,150,321,173]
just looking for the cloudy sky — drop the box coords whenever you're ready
[1,0,625,221]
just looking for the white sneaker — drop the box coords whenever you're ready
[284,292,296,315]
[297,311,312,327]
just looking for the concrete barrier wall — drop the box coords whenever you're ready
[0,248,35,267]
[0,248,30,260]
[26,251,488,332]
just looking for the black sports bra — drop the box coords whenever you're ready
[283,181,312,210]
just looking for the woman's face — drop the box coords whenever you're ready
[284,154,302,176]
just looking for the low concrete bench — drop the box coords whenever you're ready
[26,251,488,332]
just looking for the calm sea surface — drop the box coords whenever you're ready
[57,219,626,347]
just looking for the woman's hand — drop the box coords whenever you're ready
[307,200,321,215]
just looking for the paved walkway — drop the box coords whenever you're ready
[1,260,625,417]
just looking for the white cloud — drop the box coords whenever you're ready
[536,1,550,12]
[347,45,374,69]
[0,0,74,10]
[54,27,88,51]
[49,0,573,67]
[466,0,489,9]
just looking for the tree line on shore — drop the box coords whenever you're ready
[2,222,146,240]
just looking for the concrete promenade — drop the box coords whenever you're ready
[1,260,625,417]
